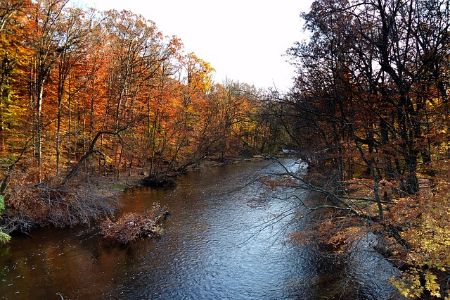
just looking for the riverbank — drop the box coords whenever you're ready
[1,156,272,237]
[2,173,142,235]
[296,159,450,299]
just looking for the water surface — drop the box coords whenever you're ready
[0,159,401,299]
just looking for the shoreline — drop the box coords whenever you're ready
[2,155,275,237]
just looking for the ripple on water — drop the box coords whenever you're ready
[0,159,400,300]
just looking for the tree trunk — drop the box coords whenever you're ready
[36,82,44,183]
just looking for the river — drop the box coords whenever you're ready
[0,159,401,299]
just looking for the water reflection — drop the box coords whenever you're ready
[0,159,400,299]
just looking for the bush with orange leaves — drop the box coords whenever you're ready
[100,204,169,244]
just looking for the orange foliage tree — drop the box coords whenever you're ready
[0,2,287,193]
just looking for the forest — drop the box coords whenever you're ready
[0,1,287,234]
[284,0,449,298]
[0,0,449,299]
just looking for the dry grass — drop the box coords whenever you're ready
[2,168,130,233]
[4,180,117,233]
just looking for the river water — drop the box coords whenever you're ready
[0,159,401,299]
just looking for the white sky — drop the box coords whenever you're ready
[77,0,312,91]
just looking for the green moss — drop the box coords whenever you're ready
[111,183,127,192]
[0,231,10,244]
[0,195,10,244]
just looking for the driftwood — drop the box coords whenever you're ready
[100,204,169,244]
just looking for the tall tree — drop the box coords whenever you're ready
[29,0,69,182]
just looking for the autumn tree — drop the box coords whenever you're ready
[0,0,30,154]
[287,0,449,297]
[288,0,449,195]
[28,0,71,182]
[0,1,281,239]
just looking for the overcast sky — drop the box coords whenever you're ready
[77,0,312,91]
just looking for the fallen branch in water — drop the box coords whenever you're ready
[100,204,169,244]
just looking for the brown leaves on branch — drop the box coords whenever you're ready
[100,203,169,245]
[385,161,450,298]
[290,212,366,253]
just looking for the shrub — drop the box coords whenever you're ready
[100,204,169,244]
